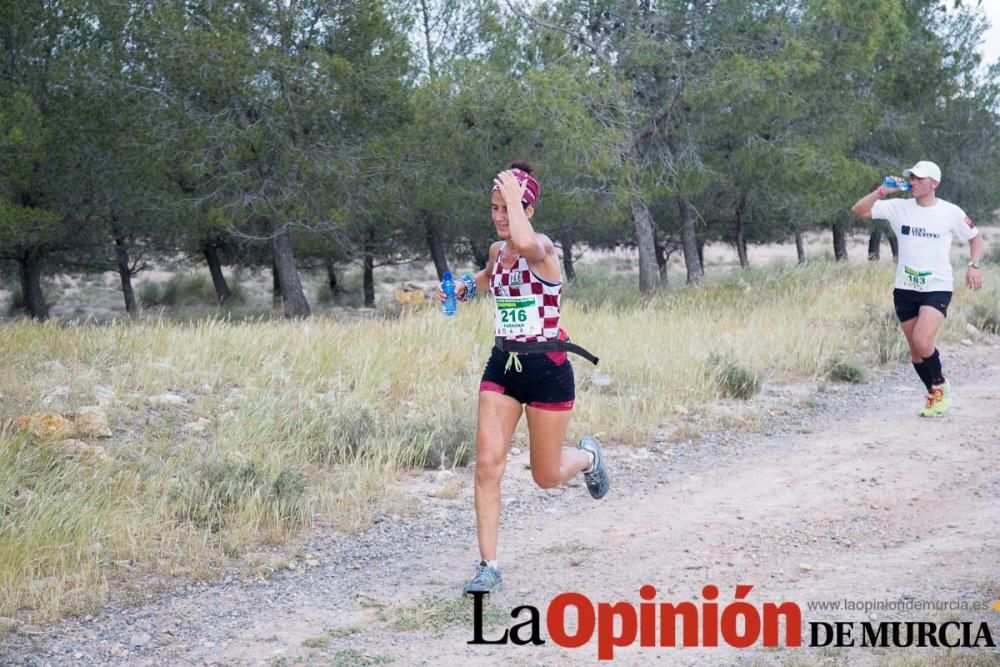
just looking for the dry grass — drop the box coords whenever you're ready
[1,258,996,625]
[878,651,1000,666]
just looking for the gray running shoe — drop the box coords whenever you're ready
[463,561,503,595]
[579,435,611,499]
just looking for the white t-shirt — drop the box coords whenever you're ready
[871,197,979,292]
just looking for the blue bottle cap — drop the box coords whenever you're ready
[443,271,452,281]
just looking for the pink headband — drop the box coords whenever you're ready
[493,168,540,208]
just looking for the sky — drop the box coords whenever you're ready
[978,2,1000,67]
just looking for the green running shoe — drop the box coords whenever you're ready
[579,436,611,499]
[919,380,951,417]
[932,379,951,415]
[919,392,937,418]
[463,561,502,595]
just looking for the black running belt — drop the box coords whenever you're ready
[494,336,599,365]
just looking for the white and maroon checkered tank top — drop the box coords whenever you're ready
[491,243,562,343]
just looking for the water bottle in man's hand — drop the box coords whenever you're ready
[883,176,911,191]
[441,271,457,316]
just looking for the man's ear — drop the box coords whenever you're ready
[524,205,535,219]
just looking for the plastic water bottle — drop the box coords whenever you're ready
[441,271,456,316]
[883,176,911,191]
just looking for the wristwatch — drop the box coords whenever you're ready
[967,260,982,269]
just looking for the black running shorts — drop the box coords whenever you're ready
[479,346,575,411]
[893,288,951,322]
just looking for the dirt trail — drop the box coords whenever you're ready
[4,341,1000,666]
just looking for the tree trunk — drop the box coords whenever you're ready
[272,258,282,310]
[324,257,339,295]
[654,238,670,283]
[112,221,137,316]
[832,220,849,261]
[793,223,806,264]
[887,227,898,260]
[469,239,489,271]
[203,242,232,305]
[735,194,749,269]
[363,228,376,308]
[632,200,660,293]
[271,226,310,317]
[425,215,449,280]
[676,196,703,285]
[18,248,48,321]
[362,255,375,308]
[867,227,881,261]
[560,237,576,282]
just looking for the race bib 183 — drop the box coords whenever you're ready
[904,265,932,290]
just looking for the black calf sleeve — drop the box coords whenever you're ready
[922,349,945,386]
[911,361,933,392]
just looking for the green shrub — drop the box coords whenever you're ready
[863,305,908,365]
[170,460,309,531]
[968,303,1000,334]
[409,410,476,469]
[305,403,379,465]
[134,282,158,306]
[567,268,645,311]
[826,356,866,383]
[5,288,24,316]
[708,353,761,399]
[315,282,363,308]
[4,288,54,316]
[315,282,334,304]
[138,274,244,307]
[984,244,1000,266]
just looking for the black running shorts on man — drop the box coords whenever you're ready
[893,288,951,322]
[479,346,575,411]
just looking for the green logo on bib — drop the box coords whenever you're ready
[494,297,542,337]
[904,265,932,287]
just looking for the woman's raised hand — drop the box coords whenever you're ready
[494,170,527,205]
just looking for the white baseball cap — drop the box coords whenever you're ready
[903,160,941,183]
